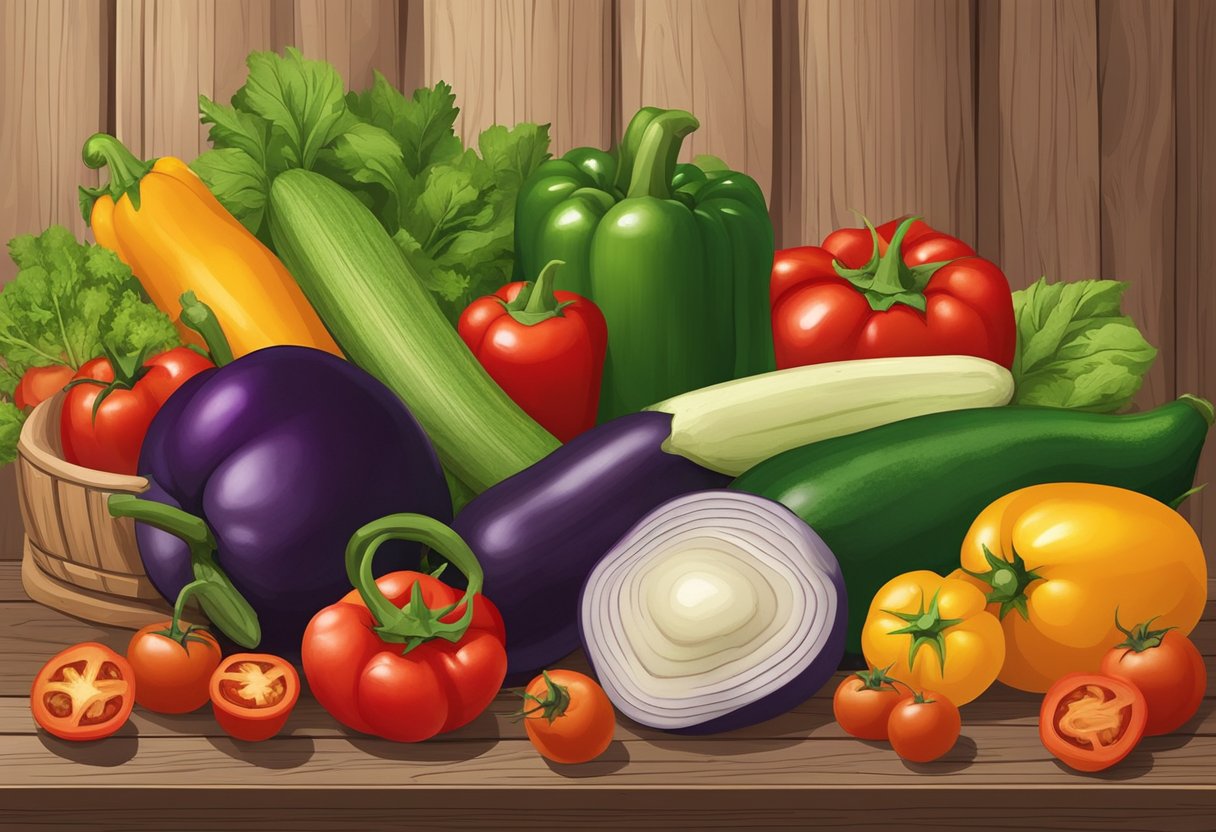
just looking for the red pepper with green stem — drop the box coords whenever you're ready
[770,217,1016,370]
[301,513,507,743]
[459,260,607,442]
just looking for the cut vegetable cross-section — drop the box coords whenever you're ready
[31,643,135,741]
[580,490,846,733]
[1040,673,1147,772]
[209,653,300,742]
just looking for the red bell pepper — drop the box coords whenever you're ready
[770,217,1015,369]
[458,260,607,442]
[301,514,507,743]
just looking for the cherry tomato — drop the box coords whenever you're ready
[1099,619,1206,737]
[887,690,961,763]
[520,670,616,764]
[13,365,74,410]
[61,346,213,474]
[1040,673,1147,772]
[127,622,221,714]
[832,666,910,740]
[30,643,135,741]
[209,653,300,741]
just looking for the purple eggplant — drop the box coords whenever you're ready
[452,411,729,682]
[111,346,450,656]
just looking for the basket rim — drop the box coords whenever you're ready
[17,391,149,492]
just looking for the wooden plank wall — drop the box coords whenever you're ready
[0,0,1212,555]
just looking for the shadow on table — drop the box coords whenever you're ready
[37,721,139,767]
[205,735,317,769]
[543,741,632,777]
[346,706,502,762]
[638,705,837,758]
[899,735,979,773]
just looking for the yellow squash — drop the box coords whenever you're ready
[954,482,1207,693]
[80,133,340,358]
[861,570,1005,706]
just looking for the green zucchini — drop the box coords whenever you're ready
[731,395,1213,653]
[268,169,560,498]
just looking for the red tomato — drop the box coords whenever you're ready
[60,346,213,474]
[13,365,74,410]
[832,666,910,740]
[127,622,222,714]
[521,670,616,764]
[887,690,962,763]
[30,643,135,741]
[209,653,300,742]
[1099,621,1207,736]
[303,570,507,742]
[770,217,1015,370]
[1040,673,1147,772]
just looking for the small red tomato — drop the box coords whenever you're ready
[14,365,74,410]
[520,670,616,764]
[887,690,962,763]
[127,622,222,714]
[1099,618,1206,736]
[832,666,910,740]
[30,643,135,741]
[1040,673,1148,772]
[209,653,300,742]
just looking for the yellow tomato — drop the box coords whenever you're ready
[862,571,1005,706]
[956,483,1207,693]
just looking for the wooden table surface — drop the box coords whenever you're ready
[1,556,1213,831]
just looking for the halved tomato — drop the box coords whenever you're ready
[1040,673,1147,772]
[209,653,299,742]
[31,643,135,741]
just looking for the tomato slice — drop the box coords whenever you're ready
[1040,673,1147,772]
[208,653,299,742]
[30,643,135,741]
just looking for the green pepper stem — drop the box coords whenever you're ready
[178,291,235,366]
[503,260,574,326]
[344,514,486,652]
[108,494,261,648]
[78,133,156,221]
[613,106,666,194]
[626,111,700,200]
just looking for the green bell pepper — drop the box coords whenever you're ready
[513,107,775,421]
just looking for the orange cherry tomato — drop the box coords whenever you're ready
[520,670,616,764]
[832,666,910,740]
[14,364,74,410]
[127,622,221,714]
[208,653,300,742]
[1099,620,1207,737]
[30,643,135,741]
[1040,673,1147,772]
[887,690,961,763]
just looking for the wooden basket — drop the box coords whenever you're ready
[15,392,178,628]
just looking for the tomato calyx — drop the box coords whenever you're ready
[963,544,1043,620]
[883,588,965,672]
[500,260,576,326]
[149,579,215,650]
[64,341,158,423]
[345,514,485,653]
[910,690,937,705]
[1112,611,1175,653]
[852,664,903,693]
[513,670,572,724]
[832,216,957,313]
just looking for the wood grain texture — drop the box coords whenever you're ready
[616,0,773,201]
[291,0,402,90]
[1175,0,1216,555]
[976,0,1101,288]
[783,0,975,250]
[0,0,112,285]
[423,0,613,153]
[0,468,22,561]
[1099,0,1176,409]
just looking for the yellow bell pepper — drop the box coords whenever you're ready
[79,133,340,359]
[861,570,1005,706]
[955,482,1208,693]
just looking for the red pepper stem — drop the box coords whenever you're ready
[626,111,700,200]
[345,513,485,652]
[868,216,921,295]
[503,260,574,326]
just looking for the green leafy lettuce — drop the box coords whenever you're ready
[1011,277,1157,412]
[0,226,180,462]
[194,48,551,321]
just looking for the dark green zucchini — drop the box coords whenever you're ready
[730,396,1213,653]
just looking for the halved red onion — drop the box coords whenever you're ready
[579,490,846,733]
